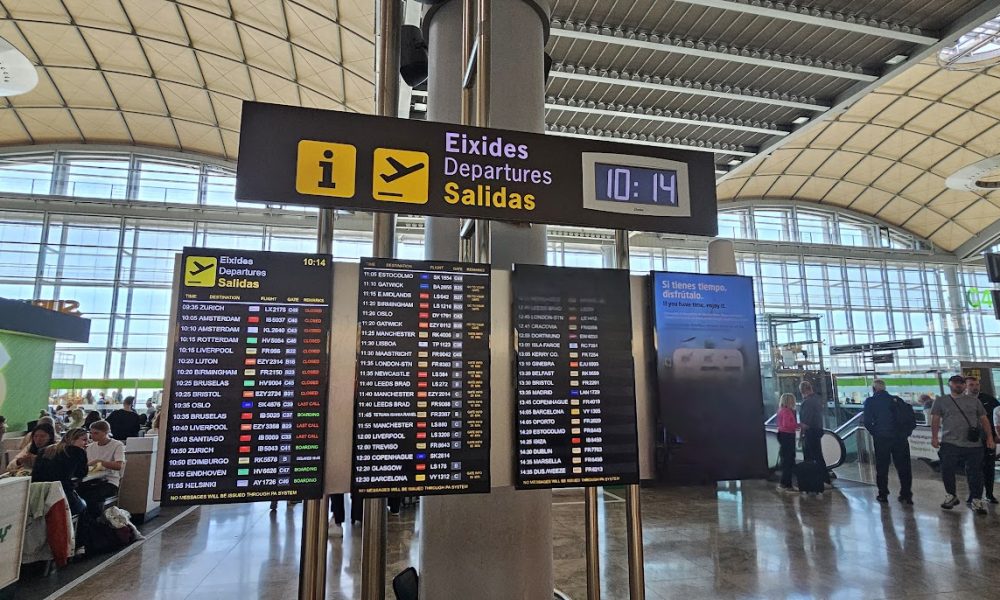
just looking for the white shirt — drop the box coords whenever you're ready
[86,438,126,487]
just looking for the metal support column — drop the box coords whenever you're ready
[473,0,491,262]
[298,208,335,600]
[614,230,646,600]
[361,2,401,599]
[584,487,601,600]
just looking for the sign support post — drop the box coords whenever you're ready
[361,2,401,600]
[473,0,491,265]
[615,230,646,600]
[585,486,601,600]
[298,212,334,600]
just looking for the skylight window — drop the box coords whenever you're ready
[939,15,1000,69]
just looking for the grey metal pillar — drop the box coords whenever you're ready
[420,1,554,598]
[361,3,402,600]
[299,211,334,600]
[943,265,973,361]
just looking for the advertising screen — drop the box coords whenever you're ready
[651,272,767,483]
[351,258,491,497]
[161,248,332,505]
[512,265,639,489]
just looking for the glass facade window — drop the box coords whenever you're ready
[0,147,996,386]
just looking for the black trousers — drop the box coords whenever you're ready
[982,447,997,499]
[78,480,119,517]
[940,443,983,499]
[873,436,912,499]
[328,494,401,524]
[778,432,796,488]
[802,428,831,483]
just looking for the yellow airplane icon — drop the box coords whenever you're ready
[373,148,429,204]
[184,256,217,287]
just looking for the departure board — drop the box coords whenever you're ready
[161,248,332,505]
[352,258,491,497]
[513,264,639,489]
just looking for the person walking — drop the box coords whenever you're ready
[776,393,800,493]
[863,379,916,504]
[931,375,996,515]
[965,376,999,504]
[798,381,832,489]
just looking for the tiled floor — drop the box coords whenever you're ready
[36,469,1000,600]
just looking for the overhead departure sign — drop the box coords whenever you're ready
[351,258,491,497]
[161,248,332,505]
[512,265,640,489]
[236,101,718,236]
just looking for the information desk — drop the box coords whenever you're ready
[512,265,640,489]
[351,258,491,497]
[161,248,333,505]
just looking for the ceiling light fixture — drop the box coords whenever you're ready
[792,116,810,125]
[885,54,908,65]
[0,37,38,97]
[728,159,743,166]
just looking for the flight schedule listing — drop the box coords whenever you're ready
[352,258,491,497]
[161,248,332,505]
[513,264,640,489]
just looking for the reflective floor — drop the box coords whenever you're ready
[41,470,1000,600]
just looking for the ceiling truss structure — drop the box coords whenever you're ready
[0,0,376,160]
[1,0,1000,254]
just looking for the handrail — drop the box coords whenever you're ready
[835,412,864,435]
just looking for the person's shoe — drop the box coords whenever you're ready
[898,496,914,505]
[987,496,999,505]
[971,499,988,515]
[269,501,278,511]
[941,494,961,510]
[824,482,835,491]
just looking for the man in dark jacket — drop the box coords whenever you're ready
[799,381,831,488]
[966,376,1000,504]
[863,379,914,504]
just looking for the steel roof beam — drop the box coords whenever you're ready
[549,27,878,82]
[545,102,788,136]
[546,128,756,158]
[549,70,829,112]
[672,0,938,45]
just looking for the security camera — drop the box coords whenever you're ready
[400,25,428,88]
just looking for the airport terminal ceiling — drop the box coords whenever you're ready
[3,0,1000,253]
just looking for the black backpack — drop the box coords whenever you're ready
[891,396,917,437]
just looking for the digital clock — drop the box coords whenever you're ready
[581,153,691,217]
[302,257,328,267]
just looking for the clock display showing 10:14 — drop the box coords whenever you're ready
[594,163,679,207]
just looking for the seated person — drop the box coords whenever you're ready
[83,410,101,430]
[79,421,125,515]
[19,416,56,451]
[31,428,89,515]
[8,423,56,471]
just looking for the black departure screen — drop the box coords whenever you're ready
[351,258,491,496]
[161,248,332,505]
[513,264,639,489]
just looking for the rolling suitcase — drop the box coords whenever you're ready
[794,461,826,494]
